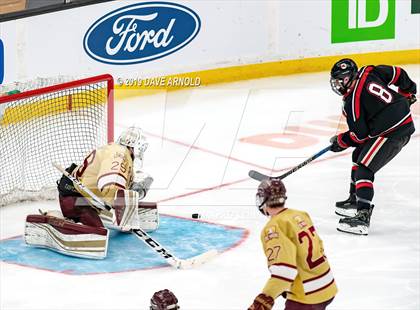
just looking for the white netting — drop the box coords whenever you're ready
[0,76,79,94]
[0,75,113,206]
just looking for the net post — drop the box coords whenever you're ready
[105,74,114,142]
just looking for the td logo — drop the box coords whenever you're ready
[332,0,395,43]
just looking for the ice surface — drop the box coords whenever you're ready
[1,66,419,310]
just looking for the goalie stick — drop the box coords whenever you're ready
[53,162,111,211]
[52,162,218,269]
[248,145,332,181]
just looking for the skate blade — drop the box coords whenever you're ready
[337,223,369,235]
[335,207,357,218]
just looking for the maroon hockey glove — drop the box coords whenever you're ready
[248,293,274,310]
[330,134,348,152]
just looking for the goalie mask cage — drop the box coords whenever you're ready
[0,74,114,206]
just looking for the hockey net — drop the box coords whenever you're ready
[0,74,114,206]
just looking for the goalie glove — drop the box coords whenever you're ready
[131,158,154,200]
[131,174,154,200]
[57,163,81,197]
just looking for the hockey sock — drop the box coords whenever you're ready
[354,165,374,210]
[349,163,358,195]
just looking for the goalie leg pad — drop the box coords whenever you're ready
[113,189,140,231]
[138,202,159,232]
[24,214,109,259]
[99,201,159,232]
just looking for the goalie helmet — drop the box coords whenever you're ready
[256,179,287,215]
[330,58,358,96]
[117,126,148,160]
[150,289,179,310]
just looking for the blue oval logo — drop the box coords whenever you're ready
[0,39,4,84]
[83,2,201,65]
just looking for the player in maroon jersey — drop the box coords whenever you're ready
[329,59,416,235]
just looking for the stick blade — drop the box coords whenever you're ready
[178,249,218,269]
[248,170,269,181]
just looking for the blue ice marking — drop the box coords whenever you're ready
[0,215,246,274]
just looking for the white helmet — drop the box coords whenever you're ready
[117,126,148,160]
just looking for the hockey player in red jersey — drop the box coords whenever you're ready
[329,59,417,235]
[248,179,337,310]
[24,126,158,259]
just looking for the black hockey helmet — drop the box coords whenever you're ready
[256,179,287,215]
[330,58,358,95]
[150,289,179,310]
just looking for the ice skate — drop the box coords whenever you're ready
[335,194,357,217]
[337,206,374,235]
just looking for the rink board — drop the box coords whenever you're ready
[0,215,247,275]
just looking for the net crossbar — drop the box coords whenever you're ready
[0,74,114,206]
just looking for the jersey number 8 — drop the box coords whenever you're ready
[367,82,393,104]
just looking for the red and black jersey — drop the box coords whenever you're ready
[338,65,416,148]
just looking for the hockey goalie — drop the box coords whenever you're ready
[24,126,158,259]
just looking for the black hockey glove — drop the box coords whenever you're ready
[330,135,348,153]
[399,89,417,106]
[57,163,82,197]
[408,94,417,106]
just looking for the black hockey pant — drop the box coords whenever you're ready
[348,135,411,210]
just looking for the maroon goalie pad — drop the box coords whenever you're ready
[26,214,107,236]
[113,189,126,226]
[25,214,109,259]
[139,201,157,209]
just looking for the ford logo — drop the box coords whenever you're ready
[83,2,201,65]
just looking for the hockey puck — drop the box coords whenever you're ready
[192,213,201,219]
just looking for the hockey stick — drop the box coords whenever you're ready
[52,162,218,269]
[130,229,218,269]
[248,145,332,181]
[53,162,111,211]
